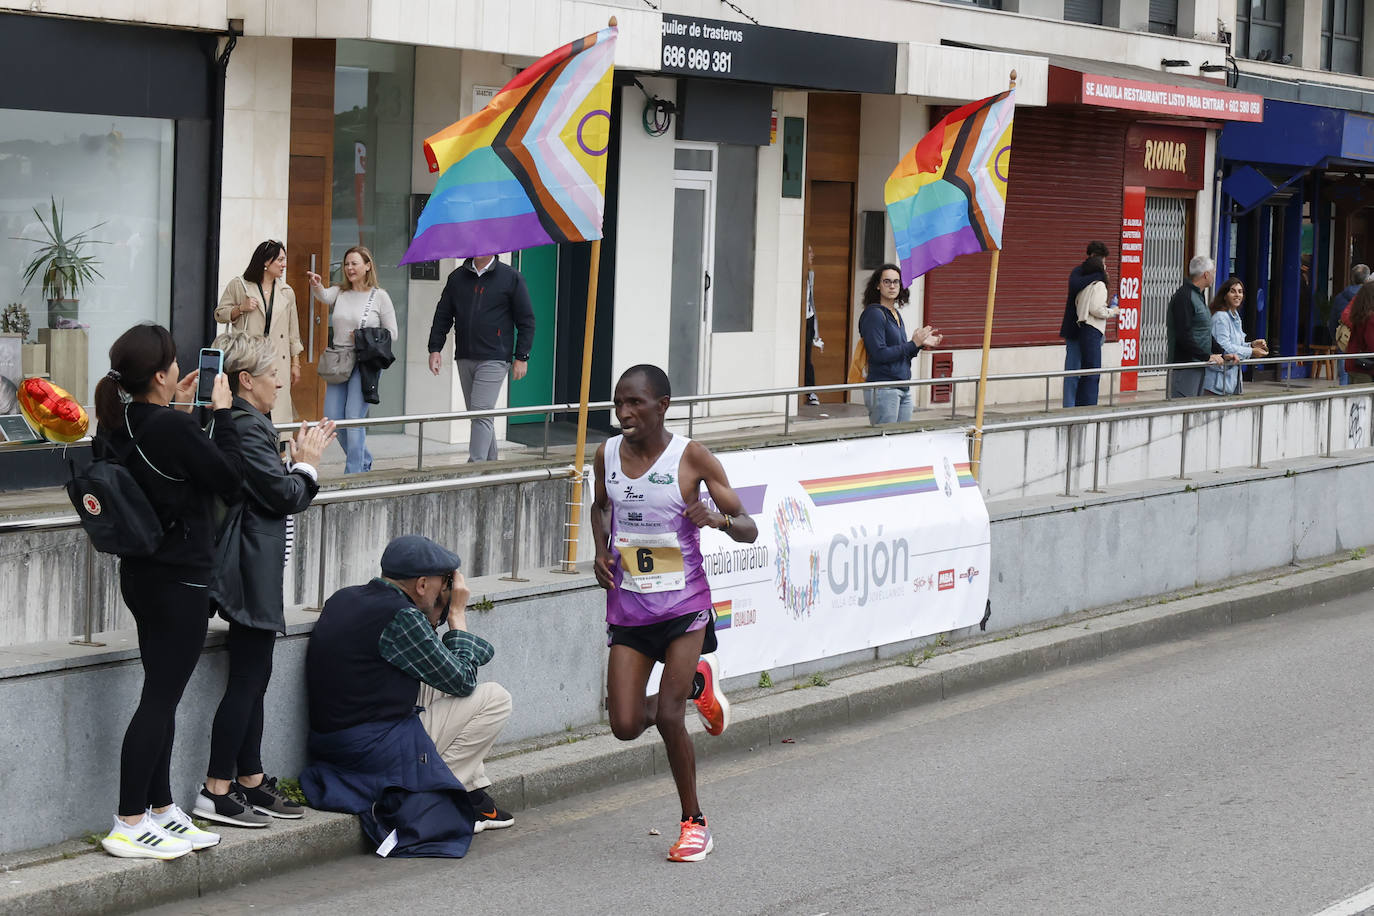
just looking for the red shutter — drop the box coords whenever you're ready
[925,108,1128,348]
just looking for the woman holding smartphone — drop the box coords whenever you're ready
[197,333,337,827]
[94,323,245,859]
[306,245,397,474]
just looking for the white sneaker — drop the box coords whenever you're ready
[100,814,194,860]
[150,804,221,850]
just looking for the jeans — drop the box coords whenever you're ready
[864,385,913,425]
[456,358,509,462]
[324,367,371,473]
[1062,338,1081,407]
[1074,326,1104,406]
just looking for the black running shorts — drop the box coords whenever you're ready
[606,608,718,663]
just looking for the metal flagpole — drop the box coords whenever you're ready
[970,69,1017,482]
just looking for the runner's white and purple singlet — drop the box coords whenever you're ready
[602,434,713,627]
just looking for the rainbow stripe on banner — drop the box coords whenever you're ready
[713,600,733,630]
[799,466,937,507]
[954,462,978,488]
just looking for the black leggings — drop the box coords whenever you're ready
[118,571,210,817]
[206,622,276,780]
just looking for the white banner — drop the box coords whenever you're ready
[701,430,990,675]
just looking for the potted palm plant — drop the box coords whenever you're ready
[13,197,105,328]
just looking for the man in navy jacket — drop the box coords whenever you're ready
[427,256,536,461]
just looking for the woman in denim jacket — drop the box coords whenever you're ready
[857,264,942,425]
[1205,277,1267,395]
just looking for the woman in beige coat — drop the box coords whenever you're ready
[215,240,303,425]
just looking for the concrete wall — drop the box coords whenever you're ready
[5,448,1372,854]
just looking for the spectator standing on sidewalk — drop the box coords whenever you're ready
[427,255,536,462]
[1059,241,1118,407]
[301,535,515,857]
[1344,284,1374,385]
[803,244,824,406]
[94,324,244,860]
[198,333,336,829]
[1166,255,1230,398]
[1331,264,1369,385]
[1204,278,1267,396]
[857,264,942,426]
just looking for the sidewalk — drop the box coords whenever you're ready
[3,550,1370,915]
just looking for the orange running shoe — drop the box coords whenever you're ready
[667,817,713,862]
[693,653,730,736]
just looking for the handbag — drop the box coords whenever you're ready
[317,288,375,385]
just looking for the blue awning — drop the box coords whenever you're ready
[1219,98,1374,169]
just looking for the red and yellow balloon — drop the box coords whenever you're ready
[18,377,88,443]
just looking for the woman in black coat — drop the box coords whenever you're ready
[196,333,336,828]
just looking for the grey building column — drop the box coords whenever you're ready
[1103,0,1149,32]
[1285,0,1322,68]
[1003,0,1065,18]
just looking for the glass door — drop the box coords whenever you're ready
[669,144,716,415]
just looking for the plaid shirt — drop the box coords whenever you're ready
[375,580,494,697]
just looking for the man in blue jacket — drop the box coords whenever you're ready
[301,535,514,857]
[427,255,536,462]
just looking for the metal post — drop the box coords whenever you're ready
[688,401,695,438]
[1325,395,1334,458]
[1178,413,1188,480]
[70,543,105,647]
[1063,424,1074,497]
[543,411,551,459]
[501,483,529,582]
[416,420,425,471]
[1090,420,1103,493]
[1108,371,1116,407]
[315,503,329,609]
[1254,406,1264,469]
[783,396,791,435]
[1045,376,1051,413]
[950,380,958,420]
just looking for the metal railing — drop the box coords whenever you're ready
[1,349,1367,649]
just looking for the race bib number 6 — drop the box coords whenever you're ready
[614,532,686,593]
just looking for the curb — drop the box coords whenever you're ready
[5,555,1372,915]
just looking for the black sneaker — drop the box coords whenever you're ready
[192,785,271,828]
[235,776,305,819]
[468,788,514,833]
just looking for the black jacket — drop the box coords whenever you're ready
[103,402,244,583]
[426,258,535,363]
[1060,260,1108,340]
[211,398,320,633]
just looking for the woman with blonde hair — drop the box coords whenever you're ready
[215,240,303,425]
[306,245,397,474]
[197,333,335,827]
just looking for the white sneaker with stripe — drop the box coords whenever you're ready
[150,804,221,850]
[100,814,194,860]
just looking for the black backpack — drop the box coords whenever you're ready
[67,408,178,558]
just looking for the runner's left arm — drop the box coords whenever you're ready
[682,441,758,544]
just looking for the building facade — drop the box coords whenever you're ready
[3,0,1363,472]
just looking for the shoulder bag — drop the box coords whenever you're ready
[317,288,375,385]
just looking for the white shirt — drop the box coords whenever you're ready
[313,285,399,347]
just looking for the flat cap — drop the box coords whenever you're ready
[380,535,461,579]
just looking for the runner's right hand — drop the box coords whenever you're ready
[593,549,616,590]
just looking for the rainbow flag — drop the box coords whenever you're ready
[400,27,617,264]
[713,600,733,630]
[799,467,937,507]
[953,462,978,488]
[884,89,1015,282]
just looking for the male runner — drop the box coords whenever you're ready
[592,364,758,862]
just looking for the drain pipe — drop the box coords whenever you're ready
[205,21,241,341]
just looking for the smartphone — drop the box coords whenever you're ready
[196,348,223,406]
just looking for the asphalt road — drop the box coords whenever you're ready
[153,591,1374,916]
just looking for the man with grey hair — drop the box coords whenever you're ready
[1166,255,1230,398]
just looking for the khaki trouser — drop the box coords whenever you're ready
[416,681,512,791]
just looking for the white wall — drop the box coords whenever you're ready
[217,36,292,298]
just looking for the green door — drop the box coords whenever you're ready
[509,245,557,423]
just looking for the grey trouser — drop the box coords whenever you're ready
[456,358,510,462]
[1168,366,1206,399]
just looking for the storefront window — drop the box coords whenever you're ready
[333,41,415,422]
[0,109,173,404]
[1322,0,1363,75]
[1235,0,1285,62]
